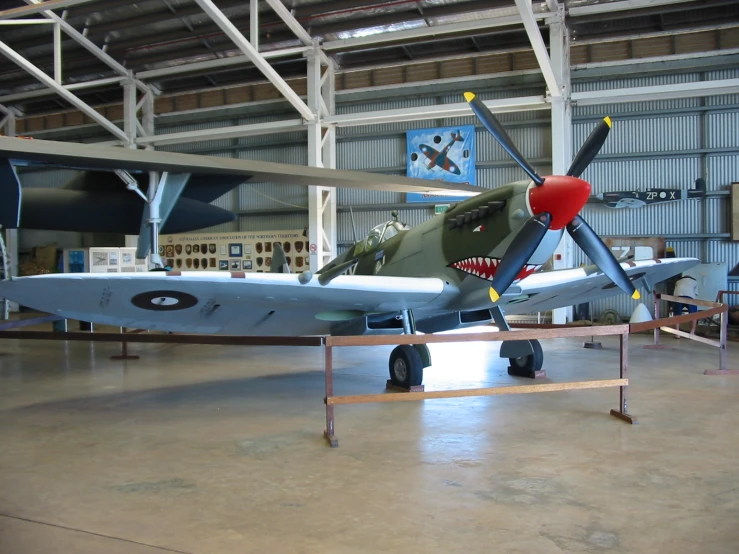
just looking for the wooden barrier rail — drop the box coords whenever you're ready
[322,326,634,447]
[642,292,736,375]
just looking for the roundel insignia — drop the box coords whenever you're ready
[131,290,199,311]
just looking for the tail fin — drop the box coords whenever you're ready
[687,177,706,199]
[270,243,291,274]
[0,159,21,228]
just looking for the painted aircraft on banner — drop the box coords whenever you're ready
[0,92,697,387]
[419,130,464,175]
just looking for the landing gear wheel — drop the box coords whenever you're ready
[508,339,543,378]
[389,344,424,388]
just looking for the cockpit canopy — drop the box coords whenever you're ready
[356,220,409,254]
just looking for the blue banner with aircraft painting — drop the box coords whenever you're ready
[406,124,477,203]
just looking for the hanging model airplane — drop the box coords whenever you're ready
[0,135,476,260]
[0,92,698,386]
[0,166,241,234]
[418,130,464,175]
[594,178,707,208]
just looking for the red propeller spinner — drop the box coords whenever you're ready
[528,176,592,230]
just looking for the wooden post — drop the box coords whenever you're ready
[643,292,672,350]
[323,345,338,447]
[110,327,140,360]
[704,309,739,375]
[611,332,637,424]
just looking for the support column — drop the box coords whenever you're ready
[306,45,336,271]
[548,7,574,324]
[2,111,18,313]
[122,78,137,148]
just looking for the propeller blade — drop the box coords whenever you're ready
[464,92,545,186]
[567,116,612,178]
[566,215,640,300]
[489,213,551,302]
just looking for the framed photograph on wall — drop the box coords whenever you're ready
[229,243,242,257]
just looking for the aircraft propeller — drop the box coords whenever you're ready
[464,92,640,303]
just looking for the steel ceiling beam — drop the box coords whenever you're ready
[264,0,312,46]
[250,0,259,48]
[514,0,561,97]
[568,0,697,17]
[321,6,554,51]
[0,76,127,103]
[22,0,147,93]
[0,0,99,20]
[194,0,315,121]
[264,0,331,65]
[135,119,306,147]
[0,39,129,142]
[137,46,310,80]
[325,96,549,127]
[572,78,739,104]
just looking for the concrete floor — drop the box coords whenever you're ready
[0,330,738,553]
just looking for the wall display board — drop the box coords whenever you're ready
[63,247,146,273]
[159,230,309,273]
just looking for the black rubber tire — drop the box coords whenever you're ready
[389,344,424,388]
[508,339,543,377]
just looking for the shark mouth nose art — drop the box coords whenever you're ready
[449,257,540,282]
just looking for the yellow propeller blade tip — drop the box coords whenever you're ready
[604,116,612,128]
[489,288,500,303]
[632,290,641,300]
[464,92,476,102]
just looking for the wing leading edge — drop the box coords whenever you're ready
[502,257,699,314]
[0,272,457,336]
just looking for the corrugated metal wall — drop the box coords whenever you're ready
[574,68,739,317]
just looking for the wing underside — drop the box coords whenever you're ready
[0,272,455,336]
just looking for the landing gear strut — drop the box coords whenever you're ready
[387,309,430,388]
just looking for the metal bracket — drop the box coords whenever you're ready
[490,305,511,331]
[114,169,148,201]
[136,172,190,261]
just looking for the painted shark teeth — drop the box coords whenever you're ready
[449,257,540,282]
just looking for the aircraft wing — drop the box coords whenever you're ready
[0,272,457,336]
[0,136,479,194]
[502,257,698,314]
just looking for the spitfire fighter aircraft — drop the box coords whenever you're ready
[0,92,697,387]
[418,130,465,176]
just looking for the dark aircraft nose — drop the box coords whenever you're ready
[527,175,591,230]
